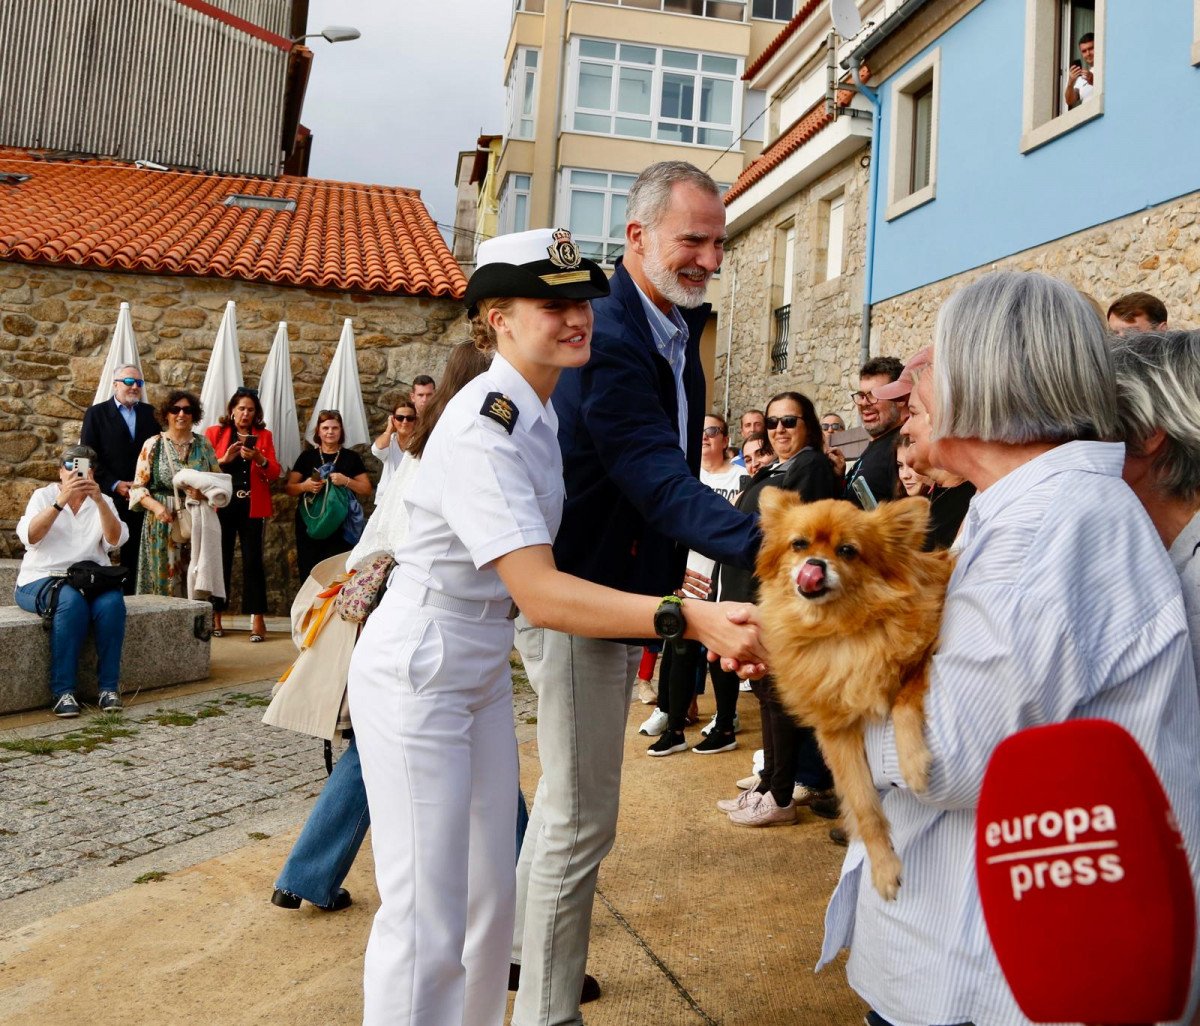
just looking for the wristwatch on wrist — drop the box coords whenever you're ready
[653,595,687,654]
[52,501,64,512]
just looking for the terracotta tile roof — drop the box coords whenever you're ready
[744,0,824,80]
[724,88,854,204]
[0,149,467,298]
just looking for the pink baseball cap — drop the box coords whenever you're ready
[873,346,933,401]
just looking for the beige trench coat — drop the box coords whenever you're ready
[261,552,357,741]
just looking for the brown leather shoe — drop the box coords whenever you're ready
[508,964,601,1004]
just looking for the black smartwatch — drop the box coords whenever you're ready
[52,501,65,512]
[653,595,687,655]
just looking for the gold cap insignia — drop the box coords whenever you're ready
[546,227,582,270]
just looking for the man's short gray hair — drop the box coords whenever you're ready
[931,271,1120,444]
[1111,330,1200,503]
[625,161,721,231]
[61,443,98,465]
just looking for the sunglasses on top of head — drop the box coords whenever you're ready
[765,415,800,430]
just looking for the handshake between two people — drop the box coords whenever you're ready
[674,567,768,680]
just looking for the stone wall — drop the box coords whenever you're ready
[0,260,468,612]
[717,154,871,437]
[868,189,1200,360]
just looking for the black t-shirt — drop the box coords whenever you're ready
[846,426,902,508]
[292,446,367,484]
[925,480,976,551]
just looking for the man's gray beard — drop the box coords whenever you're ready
[644,241,709,309]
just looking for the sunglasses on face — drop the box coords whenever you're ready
[168,405,193,416]
[393,412,417,423]
[850,391,879,406]
[701,426,725,438]
[765,415,800,430]
[821,423,841,433]
[116,377,144,387]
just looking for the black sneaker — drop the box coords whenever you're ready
[98,691,123,712]
[52,694,80,718]
[691,730,737,755]
[647,730,688,757]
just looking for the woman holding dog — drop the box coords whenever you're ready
[347,227,764,1026]
[818,272,1200,1025]
[710,390,838,826]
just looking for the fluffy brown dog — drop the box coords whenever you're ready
[755,491,954,899]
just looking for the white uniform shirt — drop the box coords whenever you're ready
[393,353,563,605]
[16,484,129,588]
[819,441,1200,1025]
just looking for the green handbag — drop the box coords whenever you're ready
[300,480,350,540]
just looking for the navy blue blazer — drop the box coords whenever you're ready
[551,261,759,606]
[80,399,161,509]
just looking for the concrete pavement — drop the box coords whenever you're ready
[0,634,866,1024]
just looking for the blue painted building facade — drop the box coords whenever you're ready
[866,0,1200,304]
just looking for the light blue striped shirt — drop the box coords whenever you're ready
[632,281,689,452]
[819,441,1200,1025]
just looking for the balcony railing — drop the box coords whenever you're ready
[770,303,790,374]
[577,0,747,22]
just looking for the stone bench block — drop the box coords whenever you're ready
[0,559,19,604]
[0,594,212,714]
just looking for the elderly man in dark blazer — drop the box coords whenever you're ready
[508,162,761,1026]
[80,364,160,591]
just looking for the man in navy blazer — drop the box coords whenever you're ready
[80,365,160,591]
[510,163,760,1026]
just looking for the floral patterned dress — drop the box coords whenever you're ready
[129,432,218,597]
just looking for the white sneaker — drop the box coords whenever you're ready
[638,709,669,736]
[735,772,760,791]
[738,680,753,692]
[700,712,740,736]
[716,787,762,814]
[635,679,657,705]
[752,748,764,775]
[729,790,797,827]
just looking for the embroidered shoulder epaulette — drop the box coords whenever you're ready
[480,392,518,434]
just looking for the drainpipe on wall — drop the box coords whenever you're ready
[854,61,882,365]
[723,266,737,420]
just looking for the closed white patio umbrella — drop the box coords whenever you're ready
[91,302,144,407]
[306,318,369,449]
[199,300,244,432]
[259,321,302,472]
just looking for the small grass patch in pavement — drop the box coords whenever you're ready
[247,832,270,840]
[222,692,271,708]
[142,709,197,727]
[197,706,227,718]
[0,719,137,756]
[133,871,167,884]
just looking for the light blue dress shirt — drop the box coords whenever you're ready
[114,396,136,438]
[819,441,1200,1026]
[632,280,689,453]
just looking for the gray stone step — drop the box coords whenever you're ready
[0,559,18,604]
[0,594,212,714]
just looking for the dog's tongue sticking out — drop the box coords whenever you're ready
[797,561,826,593]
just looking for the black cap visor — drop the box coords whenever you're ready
[465,258,611,314]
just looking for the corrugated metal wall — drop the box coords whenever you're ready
[0,0,291,176]
[204,0,294,37]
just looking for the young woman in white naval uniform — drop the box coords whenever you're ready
[348,228,766,1026]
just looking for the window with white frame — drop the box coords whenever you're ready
[585,0,746,21]
[885,47,939,221]
[1021,0,1104,152]
[506,48,540,140]
[752,0,793,19]
[569,38,741,148]
[821,192,845,282]
[561,169,636,265]
[498,174,532,236]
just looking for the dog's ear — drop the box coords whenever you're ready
[757,486,800,528]
[874,496,931,549]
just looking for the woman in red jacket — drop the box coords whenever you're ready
[205,387,281,641]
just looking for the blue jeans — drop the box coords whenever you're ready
[15,579,126,697]
[276,735,531,907]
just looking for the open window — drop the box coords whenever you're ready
[884,47,939,221]
[1021,0,1105,152]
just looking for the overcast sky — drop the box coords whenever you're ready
[300,1,512,245]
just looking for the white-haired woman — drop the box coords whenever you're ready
[818,271,1200,1025]
[1112,329,1200,679]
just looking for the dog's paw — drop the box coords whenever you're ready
[898,743,932,794]
[870,849,904,901]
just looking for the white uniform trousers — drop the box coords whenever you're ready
[350,591,519,1026]
[510,621,640,1026]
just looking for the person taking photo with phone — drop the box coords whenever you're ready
[13,444,129,717]
[205,387,281,641]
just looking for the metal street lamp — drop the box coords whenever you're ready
[291,25,361,44]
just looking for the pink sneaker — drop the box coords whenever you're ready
[715,788,762,814]
[728,790,797,827]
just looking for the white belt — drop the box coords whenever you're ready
[390,574,518,621]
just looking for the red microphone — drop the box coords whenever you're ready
[976,719,1195,1024]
